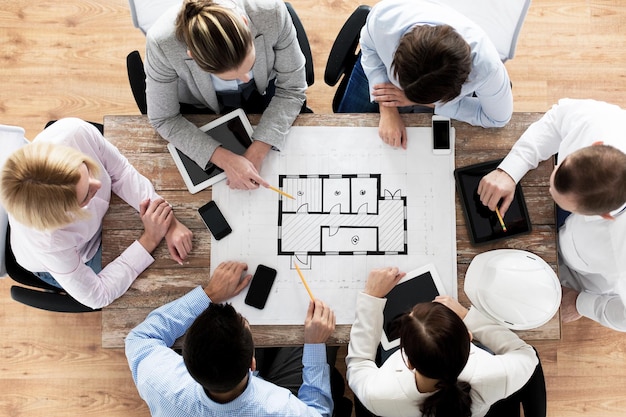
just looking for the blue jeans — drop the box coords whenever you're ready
[34,244,103,289]
[337,55,434,114]
[337,56,380,113]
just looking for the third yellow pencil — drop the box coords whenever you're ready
[495,207,507,232]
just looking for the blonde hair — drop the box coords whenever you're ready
[0,142,100,231]
[175,0,252,73]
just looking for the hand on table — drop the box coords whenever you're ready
[304,299,336,344]
[363,267,406,298]
[560,286,582,323]
[204,261,252,304]
[379,106,408,149]
[165,216,193,265]
[138,198,173,252]
[477,169,516,216]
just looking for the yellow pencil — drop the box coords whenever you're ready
[268,185,295,200]
[294,262,315,301]
[495,207,507,232]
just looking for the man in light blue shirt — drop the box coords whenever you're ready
[126,261,336,416]
[338,0,512,148]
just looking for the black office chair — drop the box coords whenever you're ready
[5,225,98,313]
[323,5,371,112]
[126,2,314,115]
[44,119,104,134]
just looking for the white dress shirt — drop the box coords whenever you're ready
[346,292,538,417]
[498,98,626,331]
[8,118,159,309]
[359,0,512,127]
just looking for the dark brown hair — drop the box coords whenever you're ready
[554,144,626,215]
[400,302,472,417]
[392,25,471,104]
[183,303,254,393]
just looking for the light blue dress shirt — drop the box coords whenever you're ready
[125,286,333,416]
[360,0,512,127]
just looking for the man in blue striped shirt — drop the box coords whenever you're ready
[125,261,336,416]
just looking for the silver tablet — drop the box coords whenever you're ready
[168,109,254,194]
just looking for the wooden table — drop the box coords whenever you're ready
[101,113,559,348]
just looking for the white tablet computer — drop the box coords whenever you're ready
[380,264,448,351]
[168,109,254,194]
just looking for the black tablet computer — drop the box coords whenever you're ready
[454,159,531,244]
[168,109,254,194]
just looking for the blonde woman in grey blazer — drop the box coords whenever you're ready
[146,0,307,190]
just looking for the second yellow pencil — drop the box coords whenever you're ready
[294,262,315,301]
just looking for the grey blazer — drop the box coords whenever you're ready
[145,0,307,168]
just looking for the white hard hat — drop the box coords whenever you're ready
[464,249,561,330]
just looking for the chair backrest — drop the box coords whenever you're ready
[323,5,371,112]
[285,2,314,86]
[128,0,181,35]
[0,124,28,277]
[439,0,531,62]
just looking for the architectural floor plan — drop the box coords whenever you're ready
[278,174,407,264]
[210,126,456,324]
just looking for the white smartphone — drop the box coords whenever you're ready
[432,115,452,154]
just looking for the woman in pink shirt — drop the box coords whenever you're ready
[0,118,193,309]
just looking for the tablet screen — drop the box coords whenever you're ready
[455,159,531,244]
[380,264,446,351]
[168,109,254,193]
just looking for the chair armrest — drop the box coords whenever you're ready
[285,2,314,86]
[10,286,99,313]
[324,5,371,87]
[127,50,148,114]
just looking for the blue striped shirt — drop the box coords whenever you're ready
[125,286,333,416]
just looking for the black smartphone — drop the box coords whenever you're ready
[244,264,277,309]
[432,115,452,154]
[198,200,232,240]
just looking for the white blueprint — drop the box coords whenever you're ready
[210,126,456,324]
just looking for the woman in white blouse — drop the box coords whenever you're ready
[347,267,539,417]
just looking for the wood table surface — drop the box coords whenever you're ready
[101,113,559,348]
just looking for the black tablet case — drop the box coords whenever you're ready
[454,159,532,244]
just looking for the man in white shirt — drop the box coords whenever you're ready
[337,0,512,148]
[478,99,626,331]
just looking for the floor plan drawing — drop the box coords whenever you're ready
[210,125,457,325]
[278,174,407,266]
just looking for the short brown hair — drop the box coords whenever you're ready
[554,144,626,214]
[0,142,100,231]
[392,25,471,104]
[175,0,252,73]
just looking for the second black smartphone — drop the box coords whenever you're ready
[244,265,277,309]
[198,200,232,240]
